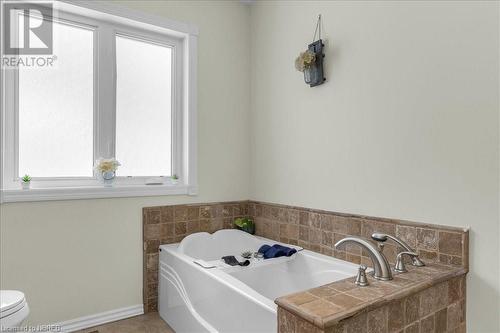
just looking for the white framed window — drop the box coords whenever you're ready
[0,1,198,202]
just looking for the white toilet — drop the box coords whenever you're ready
[0,290,30,331]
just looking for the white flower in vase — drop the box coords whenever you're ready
[95,158,121,186]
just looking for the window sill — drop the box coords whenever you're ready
[0,184,197,203]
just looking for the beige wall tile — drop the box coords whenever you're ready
[420,314,435,333]
[387,299,405,332]
[160,207,173,223]
[146,208,161,224]
[404,321,419,333]
[405,294,420,325]
[325,293,365,310]
[447,301,464,330]
[301,299,343,317]
[278,308,297,333]
[345,312,367,333]
[434,308,447,333]
[416,228,438,251]
[438,232,462,256]
[367,306,388,333]
[396,225,417,248]
[420,282,448,317]
[174,206,188,221]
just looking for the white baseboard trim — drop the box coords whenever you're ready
[54,304,144,332]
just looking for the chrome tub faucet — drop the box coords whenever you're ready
[334,237,393,281]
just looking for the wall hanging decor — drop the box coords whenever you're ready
[295,15,325,87]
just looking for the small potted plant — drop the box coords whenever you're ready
[170,174,179,185]
[21,174,31,190]
[234,217,255,235]
[95,158,121,187]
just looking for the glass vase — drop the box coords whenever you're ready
[101,171,116,187]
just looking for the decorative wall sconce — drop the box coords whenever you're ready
[295,15,325,87]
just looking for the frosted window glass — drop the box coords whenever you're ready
[115,35,172,177]
[18,20,94,178]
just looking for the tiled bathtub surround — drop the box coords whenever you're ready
[143,201,249,312]
[248,201,469,269]
[276,264,466,332]
[143,200,469,328]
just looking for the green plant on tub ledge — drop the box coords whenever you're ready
[21,174,31,190]
[234,217,255,235]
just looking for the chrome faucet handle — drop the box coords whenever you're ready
[355,265,369,286]
[394,251,419,273]
[371,233,425,267]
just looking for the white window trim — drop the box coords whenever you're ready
[0,0,198,202]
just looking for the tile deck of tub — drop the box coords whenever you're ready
[275,262,466,330]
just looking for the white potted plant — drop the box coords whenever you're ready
[21,174,31,190]
[95,158,121,187]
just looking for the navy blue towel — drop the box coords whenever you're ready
[258,244,297,259]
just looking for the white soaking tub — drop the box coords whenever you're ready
[158,229,360,333]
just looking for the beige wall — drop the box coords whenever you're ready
[249,1,499,332]
[0,0,251,325]
[1,1,499,332]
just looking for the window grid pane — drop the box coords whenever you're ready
[115,34,173,177]
[18,19,94,178]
